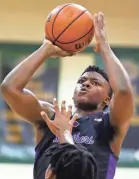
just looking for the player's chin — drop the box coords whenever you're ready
[75,95,90,103]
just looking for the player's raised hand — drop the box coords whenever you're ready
[43,38,74,58]
[40,98,78,137]
[93,12,107,52]
[52,45,75,57]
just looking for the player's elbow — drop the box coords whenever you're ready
[1,81,16,97]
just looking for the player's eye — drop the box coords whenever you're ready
[78,78,85,84]
[92,81,99,86]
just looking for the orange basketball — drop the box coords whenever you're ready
[45,3,94,52]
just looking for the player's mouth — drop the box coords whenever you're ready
[79,87,88,93]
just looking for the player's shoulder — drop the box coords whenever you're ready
[39,100,53,109]
[102,110,110,118]
[93,110,110,119]
[35,101,55,138]
[39,100,54,117]
[36,100,55,130]
[91,110,110,127]
[93,111,115,142]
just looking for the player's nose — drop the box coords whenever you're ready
[82,80,91,88]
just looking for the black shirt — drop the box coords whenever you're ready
[34,112,118,179]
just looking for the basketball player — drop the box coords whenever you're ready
[41,104,97,179]
[1,12,133,179]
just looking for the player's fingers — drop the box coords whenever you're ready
[70,113,79,125]
[67,105,72,119]
[61,100,66,115]
[41,111,50,122]
[41,111,59,134]
[99,12,105,27]
[70,52,76,56]
[53,98,60,112]
[94,13,99,25]
[99,12,104,21]
[54,46,74,57]
[41,111,53,127]
[94,13,103,33]
[98,12,104,29]
[61,50,74,57]
[93,44,100,53]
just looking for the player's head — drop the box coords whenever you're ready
[73,65,113,111]
[45,143,97,179]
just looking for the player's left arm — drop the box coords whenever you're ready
[94,12,134,131]
[102,45,134,130]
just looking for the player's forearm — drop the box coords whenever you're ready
[59,130,74,145]
[1,43,51,90]
[100,43,132,93]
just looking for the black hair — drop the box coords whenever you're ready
[45,143,98,179]
[81,65,113,109]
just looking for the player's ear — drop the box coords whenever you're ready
[45,164,54,179]
[104,96,110,106]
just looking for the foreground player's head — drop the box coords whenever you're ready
[73,65,113,111]
[45,143,97,179]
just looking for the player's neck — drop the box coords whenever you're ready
[73,108,101,118]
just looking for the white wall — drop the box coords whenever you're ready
[0,164,138,179]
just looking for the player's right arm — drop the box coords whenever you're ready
[0,39,72,125]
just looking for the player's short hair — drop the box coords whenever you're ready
[45,143,97,179]
[81,65,113,109]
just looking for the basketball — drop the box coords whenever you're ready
[45,3,94,52]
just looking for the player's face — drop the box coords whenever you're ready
[73,71,110,110]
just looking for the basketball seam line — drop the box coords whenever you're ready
[55,24,93,50]
[52,4,71,41]
[56,24,94,44]
[53,10,87,44]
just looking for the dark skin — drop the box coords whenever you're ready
[0,12,133,157]
[73,71,110,114]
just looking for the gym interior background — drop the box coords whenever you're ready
[0,0,139,178]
